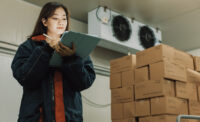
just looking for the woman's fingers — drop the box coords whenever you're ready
[46,37,76,57]
[46,37,76,56]
[45,37,60,49]
[59,42,71,52]
[57,42,76,56]
[71,43,76,53]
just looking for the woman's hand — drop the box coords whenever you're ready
[45,37,60,49]
[55,42,76,57]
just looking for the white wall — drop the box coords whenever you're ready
[0,0,124,122]
[188,48,200,56]
[0,53,22,122]
[82,75,111,122]
[0,0,41,45]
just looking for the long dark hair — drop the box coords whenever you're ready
[29,2,70,38]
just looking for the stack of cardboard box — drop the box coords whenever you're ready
[110,44,200,122]
[110,55,136,122]
[135,44,200,122]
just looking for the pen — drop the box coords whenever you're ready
[43,33,53,40]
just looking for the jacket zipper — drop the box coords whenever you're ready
[50,73,55,122]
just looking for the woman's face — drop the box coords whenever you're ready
[42,7,67,37]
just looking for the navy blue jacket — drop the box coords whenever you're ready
[11,39,96,122]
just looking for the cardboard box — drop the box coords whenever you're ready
[111,86,134,103]
[135,79,175,100]
[112,118,136,122]
[139,115,189,122]
[136,44,194,69]
[110,73,122,89]
[150,60,187,82]
[135,66,149,83]
[110,55,136,74]
[151,96,188,115]
[175,81,198,100]
[135,99,150,117]
[175,49,194,70]
[122,70,134,87]
[111,103,124,120]
[136,44,174,68]
[187,69,200,85]
[189,100,200,115]
[198,86,200,101]
[124,101,135,118]
[194,56,200,71]
[139,116,151,122]
[140,115,176,122]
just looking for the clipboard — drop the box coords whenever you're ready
[49,31,101,67]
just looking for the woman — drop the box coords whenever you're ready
[11,2,96,122]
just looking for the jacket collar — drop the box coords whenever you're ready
[31,35,46,41]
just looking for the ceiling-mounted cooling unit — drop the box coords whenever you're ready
[88,6,162,54]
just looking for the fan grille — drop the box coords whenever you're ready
[112,15,132,41]
[139,26,156,49]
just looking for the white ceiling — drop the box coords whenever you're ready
[24,0,200,51]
